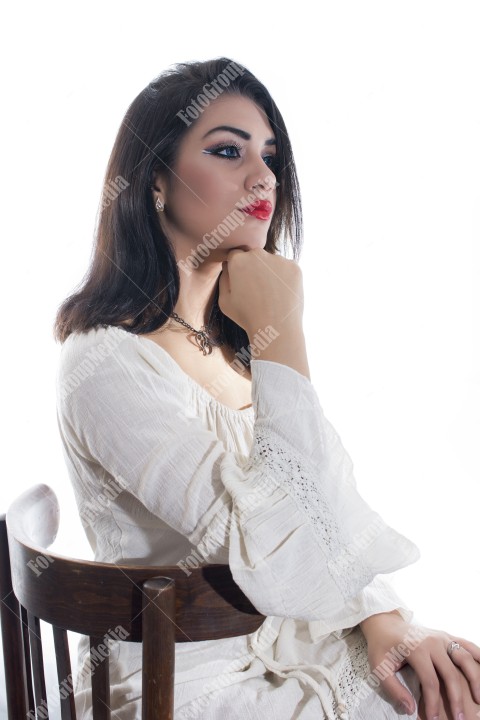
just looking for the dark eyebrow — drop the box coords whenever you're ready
[202,125,276,146]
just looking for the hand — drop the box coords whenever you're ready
[218,247,304,335]
[359,610,480,718]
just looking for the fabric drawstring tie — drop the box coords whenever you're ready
[249,633,349,720]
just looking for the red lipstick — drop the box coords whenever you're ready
[240,200,272,220]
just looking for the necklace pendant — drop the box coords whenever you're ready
[195,331,212,356]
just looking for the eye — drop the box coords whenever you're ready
[263,154,279,171]
[203,142,279,171]
[203,141,243,159]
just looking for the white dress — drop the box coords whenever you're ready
[55,325,424,720]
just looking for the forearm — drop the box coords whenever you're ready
[247,321,310,380]
[359,608,404,637]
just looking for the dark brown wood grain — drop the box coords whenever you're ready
[1,484,266,720]
[21,605,35,714]
[53,625,76,720]
[0,515,29,717]
[142,578,176,720]
[27,611,49,717]
[90,635,110,720]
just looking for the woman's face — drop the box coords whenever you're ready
[152,93,278,262]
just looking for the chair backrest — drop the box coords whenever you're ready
[0,484,265,720]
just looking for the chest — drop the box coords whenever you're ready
[142,332,252,411]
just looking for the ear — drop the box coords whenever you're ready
[150,169,168,202]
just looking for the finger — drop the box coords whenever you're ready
[406,655,442,720]
[226,248,248,260]
[220,260,229,277]
[383,676,418,715]
[218,262,230,294]
[429,653,466,720]
[452,636,480,664]
[447,644,480,704]
[367,654,417,715]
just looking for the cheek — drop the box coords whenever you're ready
[167,163,234,238]
[177,159,238,209]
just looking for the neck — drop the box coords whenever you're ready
[169,261,223,330]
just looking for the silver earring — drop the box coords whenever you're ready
[155,197,165,212]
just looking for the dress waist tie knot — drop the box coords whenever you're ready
[249,628,349,720]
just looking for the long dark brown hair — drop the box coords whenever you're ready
[52,57,303,368]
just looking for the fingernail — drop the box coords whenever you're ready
[400,700,413,714]
[457,713,465,720]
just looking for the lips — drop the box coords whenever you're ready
[240,199,272,220]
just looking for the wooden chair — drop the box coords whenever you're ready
[0,484,265,719]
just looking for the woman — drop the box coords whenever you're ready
[53,57,480,719]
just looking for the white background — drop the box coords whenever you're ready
[1,1,479,717]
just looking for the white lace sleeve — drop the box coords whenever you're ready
[217,358,420,622]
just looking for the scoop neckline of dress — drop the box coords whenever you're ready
[112,325,255,417]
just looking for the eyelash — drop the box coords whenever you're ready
[204,141,279,171]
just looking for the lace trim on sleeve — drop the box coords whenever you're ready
[335,629,372,717]
[241,425,373,600]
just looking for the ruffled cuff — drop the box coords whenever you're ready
[308,575,415,641]
[218,425,420,621]
[241,360,421,616]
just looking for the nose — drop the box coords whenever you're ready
[245,160,277,196]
